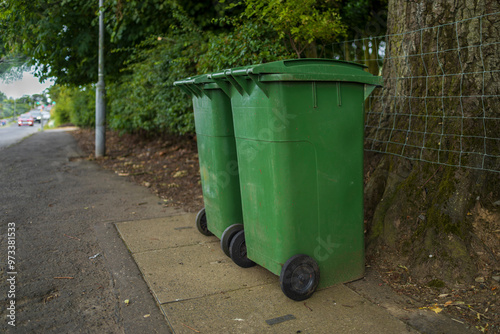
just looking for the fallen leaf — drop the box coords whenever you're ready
[429,305,443,314]
[124,299,130,306]
[444,300,453,306]
[421,304,443,314]
[43,291,60,303]
[173,170,187,178]
[476,325,488,333]
[144,314,150,318]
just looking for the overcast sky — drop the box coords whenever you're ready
[0,71,54,100]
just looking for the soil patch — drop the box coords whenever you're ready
[71,128,203,213]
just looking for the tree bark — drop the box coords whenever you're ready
[365,0,500,285]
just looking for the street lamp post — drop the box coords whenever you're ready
[95,0,106,157]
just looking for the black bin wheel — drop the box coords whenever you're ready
[195,208,213,236]
[220,224,243,257]
[229,230,256,268]
[279,254,320,301]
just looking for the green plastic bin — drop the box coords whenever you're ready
[174,75,244,247]
[210,59,382,300]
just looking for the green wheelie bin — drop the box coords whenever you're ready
[174,75,245,254]
[210,59,382,300]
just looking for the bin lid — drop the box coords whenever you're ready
[174,74,222,97]
[174,74,208,87]
[221,59,382,86]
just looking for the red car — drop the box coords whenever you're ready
[18,114,34,126]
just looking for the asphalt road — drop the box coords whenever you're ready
[0,129,174,333]
[0,122,42,150]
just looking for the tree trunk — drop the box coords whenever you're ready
[365,0,500,285]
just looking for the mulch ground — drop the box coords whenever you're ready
[71,128,203,213]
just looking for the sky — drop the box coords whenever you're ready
[0,71,54,100]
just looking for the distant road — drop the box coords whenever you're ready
[0,122,41,150]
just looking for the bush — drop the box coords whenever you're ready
[106,18,292,136]
[197,20,293,74]
[107,35,198,135]
[51,86,72,126]
[50,85,95,127]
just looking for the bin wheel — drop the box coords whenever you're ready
[195,208,213,236]
[229,230,256,268]
[279,254,320,301]
[220,224,243,257]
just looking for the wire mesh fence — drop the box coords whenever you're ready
[331,11,500,173]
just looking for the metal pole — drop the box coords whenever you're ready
[95,0,106,157]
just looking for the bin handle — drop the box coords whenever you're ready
[174,80,204,98]
[246,69,268,97]
[364,84,378,101]
[208,74,232,97]
[224,69,246,96]
[175,84,194,97]
[186,83,203,98]
[226,70,252,95]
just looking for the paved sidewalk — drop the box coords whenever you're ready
[116,215,418,333]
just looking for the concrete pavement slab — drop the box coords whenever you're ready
[116,214,211,253]
[132,244,276,303]
[116,214,419,333]
[116,216,276,303]
[162,283,417,334]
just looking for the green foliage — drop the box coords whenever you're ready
[0,0,212,86]
[198,20,293,73]
[50,85,95,127]
[0,97,29,118]
[0,0,101,85]
[107,31,199,135]
[51,86,73,126]
[241,0,347,57]
[106,0,351,135]
[1,0,385,136]
[69,87,96,127]
[0,4,30,81]
[340,0,388,39]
